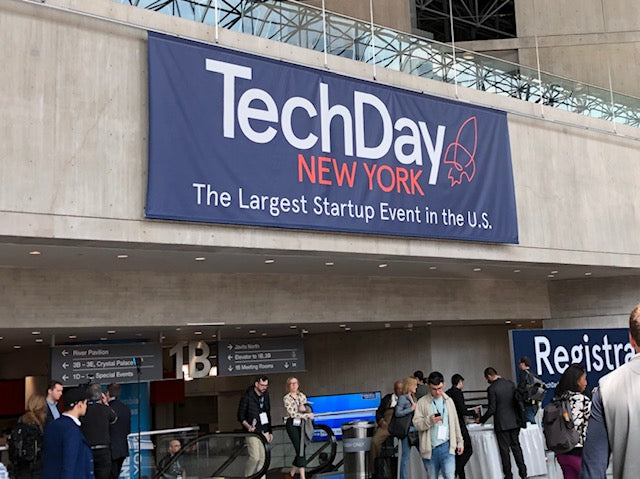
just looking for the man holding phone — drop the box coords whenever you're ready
[413,371,464,479]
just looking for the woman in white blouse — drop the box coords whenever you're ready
[283,377,314,479]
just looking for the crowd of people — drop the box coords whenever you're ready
[7,382,131,479]
[232,304,639,479]
[5,305,639,479]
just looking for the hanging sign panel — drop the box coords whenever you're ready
[217,338,305,376]
[146,33,518,243]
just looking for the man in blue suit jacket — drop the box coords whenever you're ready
[42,387,95,479]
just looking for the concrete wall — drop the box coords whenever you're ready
[514,0,640,97]
[545,276,640,329]
[2,0,640,271]
[0,268,549,328]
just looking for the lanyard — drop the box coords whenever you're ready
[432,398,443,416]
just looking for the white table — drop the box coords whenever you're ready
[466,423,546,478]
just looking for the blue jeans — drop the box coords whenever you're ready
[524,404,538,424]
[422,441,455,479]
[399,436,416,479]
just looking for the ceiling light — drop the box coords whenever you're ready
[68,335,77,339]
[339,324,346,328]
[513,269,521,273]
[100,337,108,341]
[195,257,206,261]
[473,268,482,272]
[0,336,4,340]
[548,274,555,278]
[325,261,334,266]
[289,325,297,329]
[378,263,388,268]
[107,330,116,334]
[384,323,391,328]
[249,330,257,334]
[407,323,413,328]
[505,320,512,324]
[261,332,268,336]
[530,320,536,324]
[176,327,182,331]
[187,322,225,326]
[427,321,432,325]
[429,266,437,270]
[211,334,217,338]
[29,251,41,255]
[235,326,241,330]
[551,270,558,274]
[31,331,40,335]
[35,338,44,343]
[117,254,129,259]
[584,272,592,276]
[194,331,203,335]
[302,329,309,334]
[13,345,21,349]
[344,327,351,331]
[264,259,275,264]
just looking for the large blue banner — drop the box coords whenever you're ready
[510,328,633,401]
[147,32,518,243]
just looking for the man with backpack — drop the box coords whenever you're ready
[517,356,546,425]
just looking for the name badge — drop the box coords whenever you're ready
[293,418,302,426]
[437,425,447,441]
[259,412,269,425]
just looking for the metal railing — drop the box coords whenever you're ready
[113,0,640,128]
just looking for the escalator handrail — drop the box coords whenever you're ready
[271,423,338,476]
[153,423,338,479]
[153,430,271,479]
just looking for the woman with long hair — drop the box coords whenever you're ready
[283,377,314,479]
[11,394,47,478]
[395,376,419,479]
[553,363,591,479]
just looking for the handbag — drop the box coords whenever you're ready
[388,411,413,439]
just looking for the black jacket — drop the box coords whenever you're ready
[480,377,523,431]
[445,386,474,435]
[237,387,272,434]
[109,398,131,460]
[44,402,58,429]
[375,393,395,424]
[80,401,118,446]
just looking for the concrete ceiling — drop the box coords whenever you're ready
[0,238,638,352]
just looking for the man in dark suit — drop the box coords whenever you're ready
[479,367,527,479]
[45,380,64,428]
[42,387,94,479]
[446,374,478,479]
[106,384,131,479]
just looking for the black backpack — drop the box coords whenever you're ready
[523,371,547,403]
[542,398,580,454]
[8,422,42,465]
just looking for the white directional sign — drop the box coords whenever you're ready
[51,343,163,386]
[217,338,305,376]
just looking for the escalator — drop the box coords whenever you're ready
[152,423,338,478]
